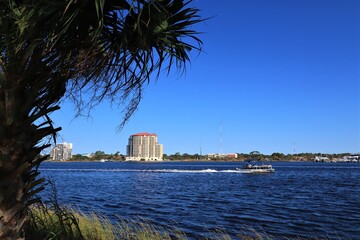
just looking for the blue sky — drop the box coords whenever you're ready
[51,0,359,155]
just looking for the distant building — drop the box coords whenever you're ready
[50,142,73,161]
[313,156,330,162]
[338,155,359,162]
[126,132,163,161]
[207,153,238,160]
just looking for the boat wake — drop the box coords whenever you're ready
[40,168,247,173]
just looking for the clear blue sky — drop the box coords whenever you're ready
[50,0,359,155]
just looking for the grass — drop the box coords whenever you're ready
[26,202,279,240]
[26,203,335,240]
[26,201,191,240]
[25,181,334,240]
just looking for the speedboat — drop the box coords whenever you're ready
[237,163,275,173]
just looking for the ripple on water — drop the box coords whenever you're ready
[39,162,360,240]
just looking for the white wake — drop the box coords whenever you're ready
[40,168,245,173]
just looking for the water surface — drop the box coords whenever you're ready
[39,161,360,239]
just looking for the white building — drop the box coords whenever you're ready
[126,132,163,161]
[338,155,359,162]
[50,142,73,161]
[207,153,238,159]
[313,156,330,162]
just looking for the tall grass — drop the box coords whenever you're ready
[26,202,337,240]
[25,180,187,240]
[25,181,334,240]
[26,202,276,240]
[26,202,185,240]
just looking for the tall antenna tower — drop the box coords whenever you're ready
[220,121,223,154]
[293,141,296,154]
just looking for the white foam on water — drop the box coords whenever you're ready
[149,168,220,173]
[40,168,245,173]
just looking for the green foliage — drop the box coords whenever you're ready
[26,203,187,240]
[67,151,126,161]
[25,181,333,240]
[26,204,330,240]
[70,154,90,161]
[270,152,285,161]
[163,152,350,162]
[250,151,260,155]
[95,151,106,156]
[1,0,203,238]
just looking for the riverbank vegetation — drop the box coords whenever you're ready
[26,203,184,240]
[166,152,357,162]
[24,182,331,240]
[64,151,356,162]
[27,202,318,240]
[26,183,188,240]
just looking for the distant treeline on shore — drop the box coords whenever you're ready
[47,151,358,162]
[164,152,358,162]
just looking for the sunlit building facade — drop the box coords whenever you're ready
[207,153,238,160]
[126,133,163,161]
[50,142,73,161]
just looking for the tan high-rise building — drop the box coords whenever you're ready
[50,142,73,161]
[126,132,163,161]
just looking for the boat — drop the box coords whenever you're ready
[237,163,275,173]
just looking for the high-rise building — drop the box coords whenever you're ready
[50,142,73,161]
[126,132,163,161]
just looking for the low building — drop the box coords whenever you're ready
[207,153,238,160]
[313,156,330,162]
[50,142,73,161]
[338,155,359,162]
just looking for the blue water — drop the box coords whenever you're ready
[39,161,360,239]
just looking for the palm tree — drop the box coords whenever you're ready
[0,0,203,239]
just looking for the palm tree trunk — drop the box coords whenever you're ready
[0,169,28,240]
[0,126,58,239]
[0,125,39,239]
[0,84,61,239]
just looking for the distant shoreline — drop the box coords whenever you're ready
[44,159,359,163]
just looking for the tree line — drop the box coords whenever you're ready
[67,151,355,162]
[165,152,355,161]
[69,151,124,161]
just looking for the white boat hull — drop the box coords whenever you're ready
[241,168,275,174]
[237,164,275,173]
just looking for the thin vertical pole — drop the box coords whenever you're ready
[220,121,223,155]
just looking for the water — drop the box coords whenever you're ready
[39,161,360,239]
